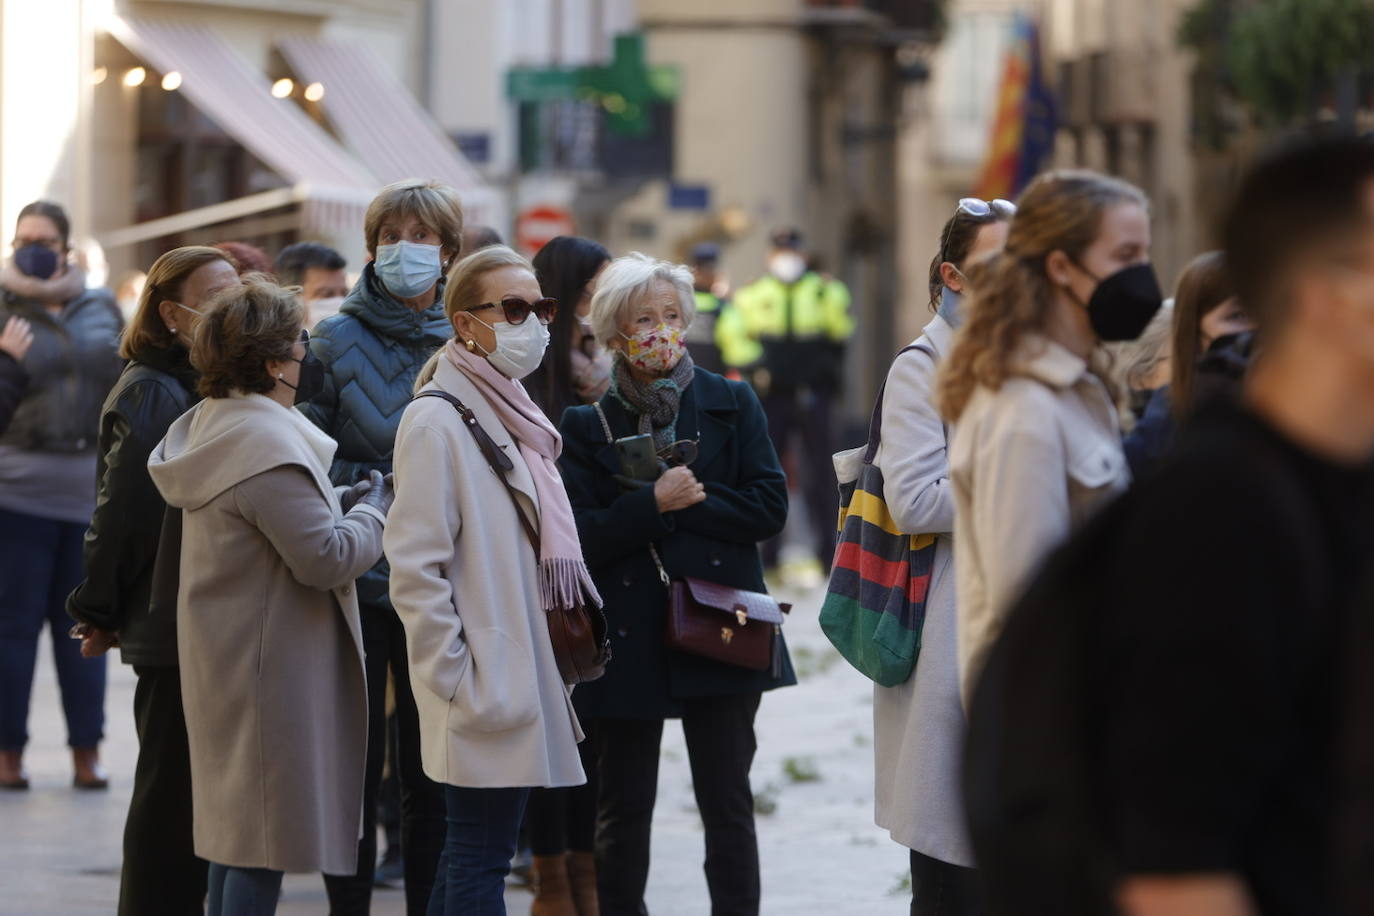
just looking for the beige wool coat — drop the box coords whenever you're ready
[950,335,1130,707]
[148,393,385,874]
[386,357,585,790]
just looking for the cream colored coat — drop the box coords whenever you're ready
[950,335,1130,706]
[148,393,384,874]
[386,357,585,789]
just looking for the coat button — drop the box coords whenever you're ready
[621,575,633,587]
[709,555,722,568]
[617,627,629,638]
[341,585,351,595]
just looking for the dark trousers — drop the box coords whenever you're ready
[909,850,985,916]
[525,719,599,856]
[429,785,530,916]
[324,604,446,916]
[119,665,207,916]
[760,389,837,570]
[0,507,105,750]
[593,692,762,916]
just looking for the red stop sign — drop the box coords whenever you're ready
[516,205,576,255]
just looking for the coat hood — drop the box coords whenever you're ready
[149,392,338,511]
[339,263,451,345]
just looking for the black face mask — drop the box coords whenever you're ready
[1070,261,1163,342]
[280,347,326,406]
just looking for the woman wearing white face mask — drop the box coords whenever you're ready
[390,246,593,915]
[300,178,463,914]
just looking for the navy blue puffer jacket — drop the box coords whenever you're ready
[302,263,451,610]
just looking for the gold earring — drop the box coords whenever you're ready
[465,339,476,352]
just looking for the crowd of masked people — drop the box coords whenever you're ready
[5,133,1374,916]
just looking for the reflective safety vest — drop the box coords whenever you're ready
[732,272,854,392]
[689,290,762,371]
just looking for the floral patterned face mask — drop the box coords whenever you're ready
[619,323,687,374]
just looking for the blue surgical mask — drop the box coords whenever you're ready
[374,241,442,299]
[938,285,963,329]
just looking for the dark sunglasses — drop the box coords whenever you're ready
[468,296,558,326]
[658,439,699,467]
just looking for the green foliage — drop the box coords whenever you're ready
[782,756,822,783]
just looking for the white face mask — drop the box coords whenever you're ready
[769,252,806,284]
[471,314,551,380]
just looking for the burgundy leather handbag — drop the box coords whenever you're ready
[652,553,791,677]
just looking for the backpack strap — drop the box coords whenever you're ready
[863,342,935,464]
[413,389,541,559]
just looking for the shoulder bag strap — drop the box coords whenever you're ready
[863,342,933,464]
[594,401,670,586]
[413,389,541,560]
[591,401,615,444]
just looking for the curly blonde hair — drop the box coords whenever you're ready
[935,170,1148,422]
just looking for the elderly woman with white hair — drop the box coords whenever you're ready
[558,252,795,916]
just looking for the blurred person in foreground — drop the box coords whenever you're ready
[937,171,1155,707]
[870,197,1010,916]
[66,246,240,915]
[524,234,612,916]
[274,241,349,329]
[733,228,854,573]
[148,279,392,916]
[0,200,123,790]
[0,316,33,434]
[964,135,1374,916]
[302,177,463,914]
[388,246,590,914]
[559,253,794,916]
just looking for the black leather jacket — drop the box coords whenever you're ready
[66,347,199,667]
[0,287,123,452]
[0,352,27,435]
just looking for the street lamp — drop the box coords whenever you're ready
[271,78,294,99]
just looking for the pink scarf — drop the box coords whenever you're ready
[444,341,602,611]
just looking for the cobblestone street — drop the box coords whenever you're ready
[3,580,909,915]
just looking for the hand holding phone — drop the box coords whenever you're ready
[615,434,661,482]
[654,467,707,513]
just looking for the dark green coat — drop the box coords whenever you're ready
[558,367,795,720]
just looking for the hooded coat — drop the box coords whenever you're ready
[301,264,451,612]
[148,392,385,873]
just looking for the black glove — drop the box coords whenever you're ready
[356,469,394,516]
[339,476,373,512]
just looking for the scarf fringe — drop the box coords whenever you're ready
[541,556,603,611]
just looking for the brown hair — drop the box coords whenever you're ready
[1169,251,1235,419]
[927,206,1011,312]
[191,279,304,398]
[935,170,1149,423]
[16,200,71,250]
[120,246,235,361]
[363,178,465,262]
[412,245,534,392]
[213,241,274,277]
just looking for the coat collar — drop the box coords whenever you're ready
[1009,333,1089,390]
[920,314,954,359]
[591,367,738,476]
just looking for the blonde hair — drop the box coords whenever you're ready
[1114,298,1174,393]
[936,170,1149,422]
[120,245,234,361]
[363,178,465,261]
[587,252,695,348]
[413,245,536,392]
[192,279,305,399]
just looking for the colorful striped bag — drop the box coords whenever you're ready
[819,344,937,687]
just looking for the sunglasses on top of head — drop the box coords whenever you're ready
[956,197,1017,219]
[468,296,558,326]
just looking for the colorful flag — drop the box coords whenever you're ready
[974,14,1058,200]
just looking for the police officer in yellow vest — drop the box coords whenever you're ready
[686,242,760,377]
[733,228,854,571]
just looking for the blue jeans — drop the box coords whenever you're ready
[428,785,531,916]
[0,507,106,750]
[207,864,283,916]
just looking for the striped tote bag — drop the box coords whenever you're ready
[820,344,937,687]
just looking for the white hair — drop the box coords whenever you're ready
[588,252,695,348]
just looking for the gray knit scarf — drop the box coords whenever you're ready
[609,351,696,451]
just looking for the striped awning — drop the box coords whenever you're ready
[106,17,378,241]
[276,37,499,225]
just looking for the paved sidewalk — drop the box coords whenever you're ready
[3,581,909,915]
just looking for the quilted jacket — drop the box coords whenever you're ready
[302,263,451,610]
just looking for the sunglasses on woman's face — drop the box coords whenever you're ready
[469,296,558,326]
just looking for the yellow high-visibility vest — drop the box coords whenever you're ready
[732,272,855,343]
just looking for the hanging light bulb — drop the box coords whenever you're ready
[161,71,182,91]
[271,78,294,99]
[123,67,147,88]
[304,82,325,102]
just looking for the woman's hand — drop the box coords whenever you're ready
[0,316,33,361]
[80,627,119,658]
[654,466,706,513]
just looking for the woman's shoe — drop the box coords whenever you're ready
[0,750,28,790]
[71,746,109,790]
[566,851,600,916]
[530,854,577,916]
